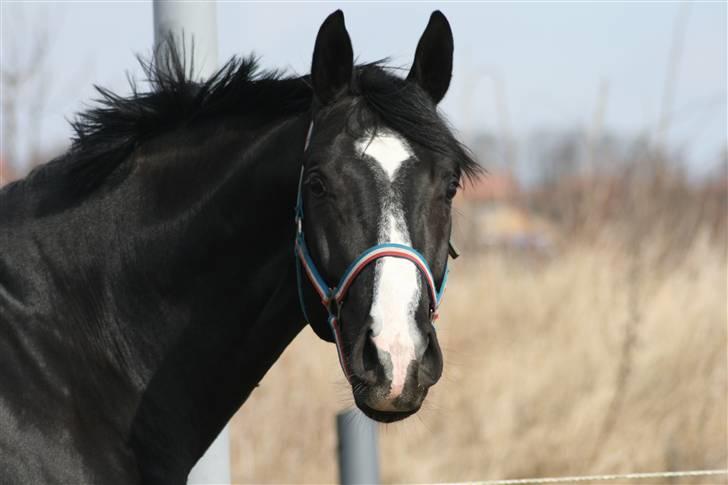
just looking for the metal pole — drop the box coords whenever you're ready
[152,2,227,484]
[337,409,380,485]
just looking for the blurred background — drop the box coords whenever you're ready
[1,2,725,483]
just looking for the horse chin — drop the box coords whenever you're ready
[355,401,418,423]
[351,385,426,422]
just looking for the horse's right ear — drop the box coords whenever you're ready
[311,10,354,105]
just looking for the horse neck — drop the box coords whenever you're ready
[120,113,313,479]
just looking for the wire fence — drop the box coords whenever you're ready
[434,469,728,485]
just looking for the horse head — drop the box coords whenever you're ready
[297,10,476,422]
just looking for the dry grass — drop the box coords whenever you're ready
[229,228,726,484]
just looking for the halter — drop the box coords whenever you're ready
[294,123,451,381]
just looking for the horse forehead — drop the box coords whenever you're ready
[355,131,414,181]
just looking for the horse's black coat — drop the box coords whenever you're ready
[0,10,478,483]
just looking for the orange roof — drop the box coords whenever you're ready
[460,171,519,201]
[0,158,20,187]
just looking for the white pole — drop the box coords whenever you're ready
[153,1,219,80]
[152,2,229,484]
[189,426,231,485]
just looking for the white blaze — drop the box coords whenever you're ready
[356,131,424,402]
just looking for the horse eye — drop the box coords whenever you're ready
[446,179,460,200]
[308,176,327,198]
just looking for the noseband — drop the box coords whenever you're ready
[293,123,453,381]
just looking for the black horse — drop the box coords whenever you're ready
[0,10,478,484]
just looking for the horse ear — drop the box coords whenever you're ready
[407,11,454,104]
[311,10,354,105]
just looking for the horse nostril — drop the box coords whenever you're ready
[361,330,379,381]
[418,331,443,387]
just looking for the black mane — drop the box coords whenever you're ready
[20,43,478,202]
[71,46,312,162]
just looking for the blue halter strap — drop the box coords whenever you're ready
[293,123,450,381]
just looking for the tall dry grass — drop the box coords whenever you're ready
[228,216,726,483]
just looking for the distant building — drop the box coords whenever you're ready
[0,157,20,187]
[0,144,67,188]
[455,170,555,252]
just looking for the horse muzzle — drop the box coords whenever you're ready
[348,322,443,422]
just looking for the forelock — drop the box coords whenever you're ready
[348,63,481,181]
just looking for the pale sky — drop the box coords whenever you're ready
[1,2,726,177]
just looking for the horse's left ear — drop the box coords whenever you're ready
[407,11,454,104]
